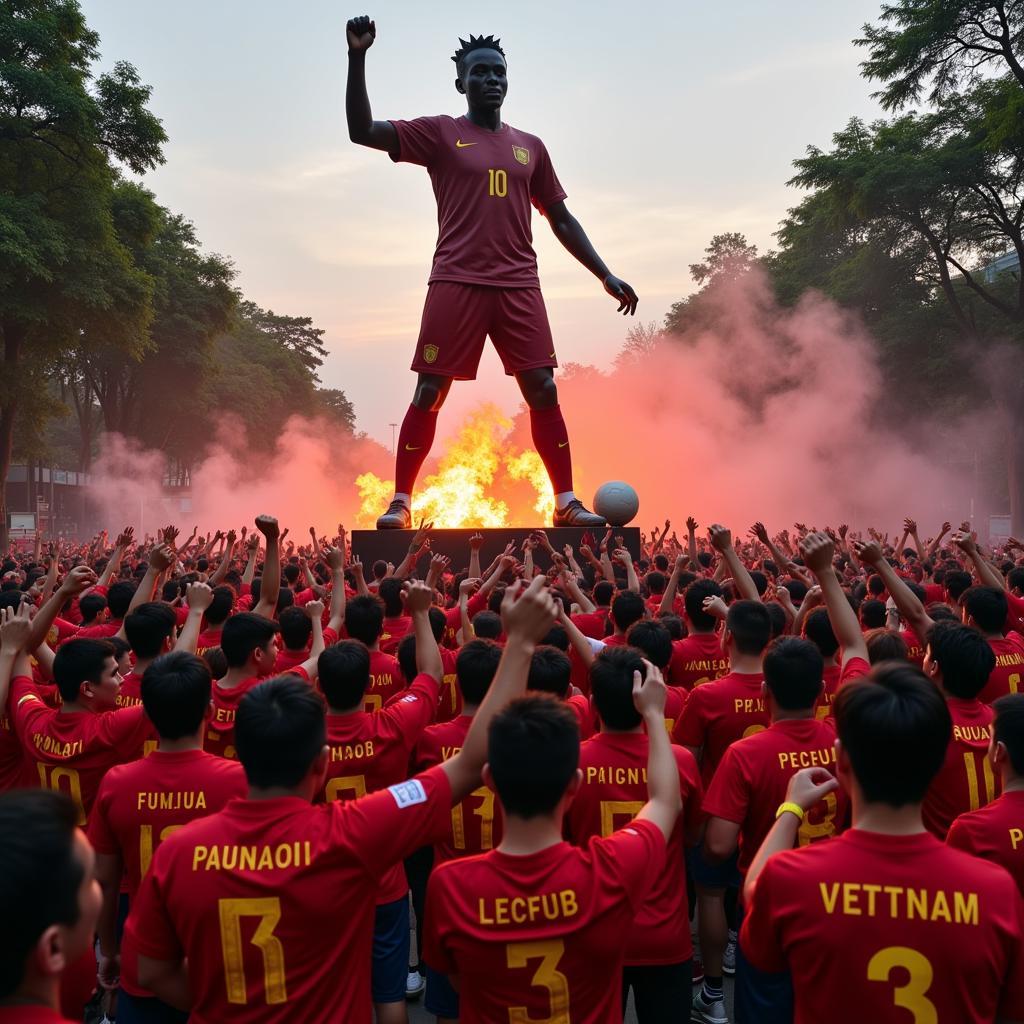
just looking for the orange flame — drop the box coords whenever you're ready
[356,403,554,528]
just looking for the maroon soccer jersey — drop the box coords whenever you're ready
[87,749,247,995]
[980,635,1024,704]
[363,649,404,712]
[564,732,702,965]
[434,647,462,723]
[204,668,308,760]
[948,789,1024,896]
[702,717,846,875]
[423,820,666,1024]
[668,633,728,690]
[413,714,503,864]
[319,672,439,902]
[741,829,1024,1024]
[672,671,767,788]
[923,698,999,839]
[125,766,453,1023]
[9,675,153,825]
[116,670,144,709]
[389,114,566,288]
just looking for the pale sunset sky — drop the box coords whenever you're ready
[82,0,886,445]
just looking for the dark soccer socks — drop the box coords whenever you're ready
[529,403,574,496]
[394,404,439,498]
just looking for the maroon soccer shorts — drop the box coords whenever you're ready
[411,281,557,380]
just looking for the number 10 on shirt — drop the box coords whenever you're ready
[488,168,508,197]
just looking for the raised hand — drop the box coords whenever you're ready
[799,532,835,575]
[255,515,280,540]
[149,544,174,573]
[500,576,558,642]
[469,532,484,551]
[60,565,98,596]
[784,766,839,813]
[686,516,699,533]
[304,599,325,621]
[632,661,667,718]
[708,524,733,552]
[613,548,633,566]
[245,534,260,552]
[903,518,917,534]
[225,529,237,546]
[411,519,434,548]
[852,539,883,565]
[402,580,433,615]
[749,522,770,544]
[185,581,214,613]
[459,577,481,598]
[346,14,376,52]
[0,600,32,653]
[702,594,728,620]
[325,546,345,573]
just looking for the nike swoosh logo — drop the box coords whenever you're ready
[405,444,422,452]
[558,441,569,449]
[455,140,477,148]
[548,352,556,358]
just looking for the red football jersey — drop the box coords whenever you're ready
[205,668,308,760]
[672,671,767,787]
[9,676,153,825]
[668,632,728,690]
[413,714,503,863]
[703,717,846,875]
[1006,592,1024,634]
[924,698,999,839]
[571,608,610,641]
[125,766,452,1023]
[0,1008,78,1023]
[76,620,122,639]
[116,670,144,709]
[363,649,404,712]
[423,819,665,1024]
[379,615,411,656]
[434,647,462,723]
[900,628,925,667]
[87,749,247,994]
[320,673,439,902]
[271,648,306,675]
[980,635,1024,704]
[389,114,566,288]
[948,789,1024,896]
[814,663,841,720]
[196,627,223,656]
[564,732,702,964]
[741,828,1024,1024]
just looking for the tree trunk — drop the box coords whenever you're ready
[1010,413,1024,537]
[0,322,25,552]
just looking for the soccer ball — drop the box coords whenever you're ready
[593,481,639,527]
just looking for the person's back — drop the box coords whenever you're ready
[963,587,1024,704]
[948,694,1024,896]
[741,663,1024,1024]
[668,579,728,689]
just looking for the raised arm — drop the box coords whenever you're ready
[853,539,934,642]
[468,532,483,581]
[174,582,214,654]
[442,577,557,801]
[115,545,175,641]
[346,16,399,154]
[632,661,682,840]
[710,525,760,602]
[927,521,951,561]
[955,533,1007,591]
[96,527,133,589]
[404,580,443,683]
[659,554,686,617]
[25,565,97,656]
[253,515,282,619]
[241,534,260,587]
[208,530,237,587]
[613,548,640,593]
[324,546,347,635]
[801,533,868,666]
[294,601,326,681]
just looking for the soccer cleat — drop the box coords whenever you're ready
[405,969,425,999]
[723,930,737,975]
[376,499,412,530]
[691,988,729,1024]
[552,499,606,528]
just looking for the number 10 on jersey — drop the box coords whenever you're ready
[487,168,507,197]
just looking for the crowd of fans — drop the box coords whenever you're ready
[2,513,1024,1024]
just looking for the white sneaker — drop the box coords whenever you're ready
[723,929,737,975]
[691,988,728,1024]
[405,969,425,999]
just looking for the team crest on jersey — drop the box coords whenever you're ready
[512,146,530,165]
[423,344,439,364]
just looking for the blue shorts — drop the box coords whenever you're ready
[688,843,741,890]
[373,897,411,1004]
[424,964,460,1018]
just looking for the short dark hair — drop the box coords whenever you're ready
[684,579,723,632]
[397,633,418,684]
[78,592,106,623]
[377,577,405,617]
[53,638,115,702]
[749,570,769,597]
[859,599,887,629]
[725,600,772,657]
[865,628,908,663]
[782,579,809,604]
[452,33,506,77]
[202,645,228,680]
[993,694,1024,776]
[220,613,278,669]
[487,695,578,818]
[610,591,645,632]
[527,646,572,699]
[317,640,371,710]
[204,585,235,626]
[763,637,823,710]
[593,580,614,606]
[0,790,85,997]
[925,621,996,700]
[106,580,136,618]
[804,608,839,658]
[835,663,951,806]
[962,586,1008,634]
[590,647,644,731]
[472,610,502,639]
[764,601,787,639]
[945,570,973,603]
[626,619,672,670]
[541,624,569,651]
[278,606,312,651]
[124,602,178,659]
[457,639,502,706]
[658,613,684,640]
[1008,567,1024,593]
[645,571,666,595]
[235,676,326,788]
[142,652,212,739]
[344,595,385,646]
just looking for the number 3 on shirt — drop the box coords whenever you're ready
[487,168,508,197]
[506,939,570,1024]
[219,897,288,1005]
[867,946,937,1024]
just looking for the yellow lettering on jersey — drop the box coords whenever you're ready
[777,747,837,771]
[329,740,374,762]
[732,698,765,714]
[441,745,462,761]
[584,765,649,786]
[994,652,1024,667]
[193,841,313,872]
[32,733,84,758]
[1010,828,1024,850]
[952,724,992,742]
[136,790,208,811]
[820,882,978,925]
[478,889,579,926]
